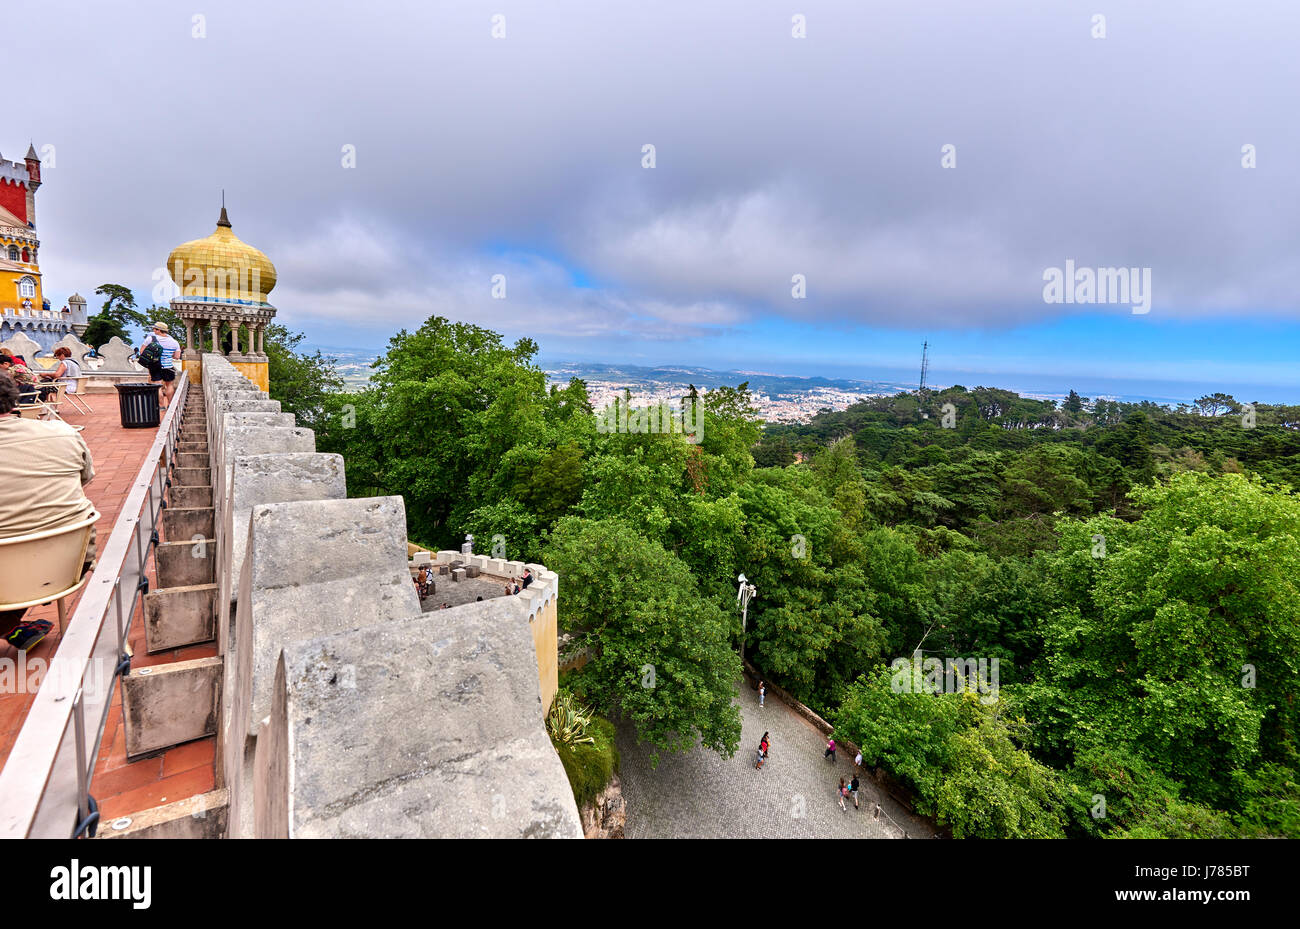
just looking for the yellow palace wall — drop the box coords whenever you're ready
[231,360,270,393]
[185,357,269,393]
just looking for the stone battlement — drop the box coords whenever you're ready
[408,547,560,708]
[202,354,581,838]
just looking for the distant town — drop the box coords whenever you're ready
[318,347,916,423]
[313,346,1199,423]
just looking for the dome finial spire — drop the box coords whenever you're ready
[217,190,231,228]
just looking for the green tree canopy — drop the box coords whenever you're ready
[544,516,743,763]
[83,283,149,347]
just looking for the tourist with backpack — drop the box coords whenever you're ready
[849,775,860,809]
[824,737,836,761]
[837,778,849,812]
[137,322,181,410]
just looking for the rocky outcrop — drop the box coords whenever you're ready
[581,772,626,839]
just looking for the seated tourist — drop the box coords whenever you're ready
[521,568,534,589]
[38,347,83,394]
[0,353,37,403]
[0,372,98,652]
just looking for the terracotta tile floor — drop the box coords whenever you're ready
[1,391,218,823]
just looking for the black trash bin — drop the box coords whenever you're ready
[114,382,162,429]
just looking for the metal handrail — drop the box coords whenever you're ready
[0,371,191,838]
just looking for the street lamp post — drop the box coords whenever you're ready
[737,573,757,634]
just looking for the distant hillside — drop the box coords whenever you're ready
[541,360,913,398]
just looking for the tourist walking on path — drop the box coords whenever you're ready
[824,738,837,762]
[758,681,765,707]
[838,778,849,812]
[849,775,861,809]
[854,750,863,770]
[755,731,770,769]
[137,321,181,410]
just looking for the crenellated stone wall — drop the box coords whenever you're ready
[201,354,580,839]
[413,547,560,709]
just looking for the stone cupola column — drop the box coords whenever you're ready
[210,320,220,355]
[184,321,196,356]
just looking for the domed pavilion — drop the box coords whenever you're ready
[167,204,276,390]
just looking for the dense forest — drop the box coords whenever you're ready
[285,315,1300,839]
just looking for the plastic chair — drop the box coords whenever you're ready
[13,400,80,430]
[55,377,93,415]
[15,402,52,420]
[0,512,100,637]
[41,382,65,417]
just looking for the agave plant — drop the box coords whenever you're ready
[548,689,596,748]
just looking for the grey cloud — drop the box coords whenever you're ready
[24,0,1300,347]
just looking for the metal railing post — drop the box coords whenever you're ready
[113,577,124,656]
[72,691,88,825]
[134,512,145,582]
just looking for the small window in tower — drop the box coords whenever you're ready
[19,278,35,299]
[22,248,30,262]
[6,246,17,261]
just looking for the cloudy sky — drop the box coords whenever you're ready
[20,0,1300,398]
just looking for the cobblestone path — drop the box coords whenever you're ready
[617,681,935,838]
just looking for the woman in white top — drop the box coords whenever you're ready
[39,346,82,393]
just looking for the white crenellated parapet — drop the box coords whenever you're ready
[199,351,576,839]
[527,580,558,620]
[50,332,94,364]
[0,330,41,363]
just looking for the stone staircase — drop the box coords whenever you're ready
[104,386,225,837]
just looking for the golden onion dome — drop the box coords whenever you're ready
[167,206,276,305]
